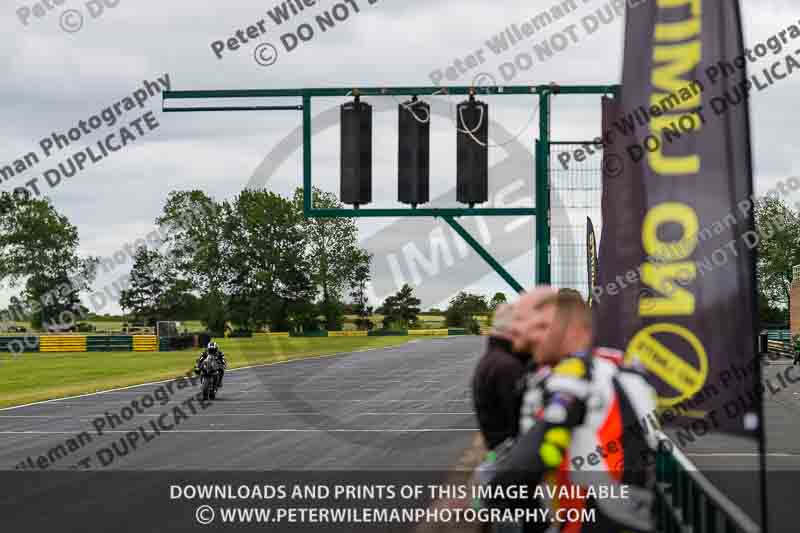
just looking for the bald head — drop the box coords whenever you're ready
[490,303,516,339]
[508,286,557,354]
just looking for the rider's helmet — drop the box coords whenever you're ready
[207,341,219,356]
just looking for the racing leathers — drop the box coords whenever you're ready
[487,347,659,532]
[196,349,227,388]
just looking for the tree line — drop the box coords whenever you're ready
[121,187,372,334]
[26,181,800,333]
[0,186,513,335]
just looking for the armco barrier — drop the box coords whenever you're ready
[408,329,449,336]
[0,336,38,353]
[766,329,791,341]
[87,336,133,352]
[368,330,408,336]
[159,337,171,352]
[132,335,159,352]
[767,339,793,358]
[39,335,87,353]
[328,331,368,337]
[289,330,328,337]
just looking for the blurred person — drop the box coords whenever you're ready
[472,287,556,533]
[508,287,559,358]
[473,287,559,450]
[489,291,658,533]
[472,302,529,450]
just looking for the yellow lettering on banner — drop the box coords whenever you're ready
[632,0,707,410]
[654,0,702,42]
[650,0,702,176]
[626,323,708,407]
[642,202,699,260]
[651,43,702,107]
[640,262,697,316]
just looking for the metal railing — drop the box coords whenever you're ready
[654,432,760,533]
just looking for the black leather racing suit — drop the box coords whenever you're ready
[196,350,227,388]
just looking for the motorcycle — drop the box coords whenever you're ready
[198,355,222,401]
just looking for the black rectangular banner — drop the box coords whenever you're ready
[601,1,760,436]
[586,217,598,308]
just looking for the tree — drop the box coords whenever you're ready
[379,284,421,329]
[754,196,800,306]
[0,192,96,331]
[119,247,192,325]
[293,188,368,330]
[489,292,508,310]
[119,247,164,323]
[758,292,787,328]
[349,252,374,330]
[225,189,309,331]
[156,191,230,333]
[445,291,489,333]
[277,261,319,333]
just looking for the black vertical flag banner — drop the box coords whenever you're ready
[606,1,760,438]
[595,96,644,353]
[586,217,598,308]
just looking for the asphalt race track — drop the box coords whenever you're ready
[670,358,800,532]
[0,337,482,471]
[0,336,797,531]
[0,337,485,532]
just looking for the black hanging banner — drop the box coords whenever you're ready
[605,1,760,438]
[586,217,598,308]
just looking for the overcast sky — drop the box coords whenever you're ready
[2,0,798,315]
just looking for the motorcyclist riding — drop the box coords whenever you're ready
[196,341,227,388]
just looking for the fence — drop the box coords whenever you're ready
[550,142,602,299]
[655,432,760,533]
[0,335,158,354]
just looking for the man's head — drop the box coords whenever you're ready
[508,286,558,354]
[490,303,515,340]
[531,290,593,366]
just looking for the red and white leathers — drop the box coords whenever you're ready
[490,347,660,533]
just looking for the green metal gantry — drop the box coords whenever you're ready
[162,84,619,294]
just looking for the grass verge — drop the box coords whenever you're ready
[0,336,415,409]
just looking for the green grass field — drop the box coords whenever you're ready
[0,336,415,409]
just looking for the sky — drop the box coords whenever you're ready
[2,0,799,315]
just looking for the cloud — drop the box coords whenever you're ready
[0,0,796,312]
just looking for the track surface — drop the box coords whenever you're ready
[0,337,482,471]
[670,359,800,532]
[1,338,797,531]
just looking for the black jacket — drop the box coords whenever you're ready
[197,350,226,368]
[471,336,531,449]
